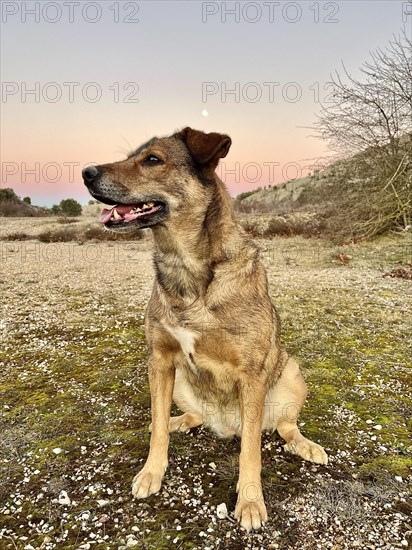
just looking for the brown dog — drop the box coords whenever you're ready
[82,128,328,532]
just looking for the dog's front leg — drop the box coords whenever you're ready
[132,353,175,499]
[235,376,268,531]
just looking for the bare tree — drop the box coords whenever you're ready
[315,29,412,237]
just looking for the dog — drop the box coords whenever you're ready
[82,127,328,532]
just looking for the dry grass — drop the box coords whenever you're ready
[239,212,327,238]
[38,224,144,242]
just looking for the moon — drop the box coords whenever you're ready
[201,109,209,117]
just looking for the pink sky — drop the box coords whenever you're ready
[1,1,408,206]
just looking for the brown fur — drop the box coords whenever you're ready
[83,128,328,532]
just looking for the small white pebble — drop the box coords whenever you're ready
[58,491,71,506]
[52,448,62,455]
[395,476,403,483]
[373,424,382,430]
[216,503,228,519]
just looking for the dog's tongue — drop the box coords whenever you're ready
[98,204,135,224]
[99,207,115,224]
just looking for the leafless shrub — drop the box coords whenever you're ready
[312,479,397,523]
[4,232,31,241]
[384,264,412,280]
[0,426,40,460]
[38,225,144,243]
[239,213,326,238]
[38,227,78,243]
[57,216,80,224]
[313,30,412,237]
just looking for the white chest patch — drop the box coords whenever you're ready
[163,324,197,371]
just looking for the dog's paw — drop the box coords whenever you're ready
[168,417,191,433]
[284,438,328,465]
[234,498,268,532]
[149,419,190,433]
[131,467,165,499]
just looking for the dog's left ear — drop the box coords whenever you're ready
[180,127,231,169]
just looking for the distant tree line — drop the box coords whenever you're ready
[0,188,83,218]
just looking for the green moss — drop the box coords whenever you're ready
[1,236,411,547]
[358,456,412,480]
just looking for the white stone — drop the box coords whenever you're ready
[216,503,228,519]
[52,448,62,455]
[58,491,71,506]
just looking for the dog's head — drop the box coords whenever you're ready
[82,127,231,232]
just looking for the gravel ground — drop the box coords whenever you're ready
[1,219,411,549]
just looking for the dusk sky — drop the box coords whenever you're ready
[1,0,410,206]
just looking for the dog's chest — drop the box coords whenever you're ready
[162,323,197,371]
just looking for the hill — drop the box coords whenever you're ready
[0,188,50,217]
[234,135,412,240]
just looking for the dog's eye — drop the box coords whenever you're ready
[142,155,163,166]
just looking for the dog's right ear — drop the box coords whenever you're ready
[179,127,231,170]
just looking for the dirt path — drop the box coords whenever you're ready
[1,225,411,549]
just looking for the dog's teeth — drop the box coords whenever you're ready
[147,202,154,208]
[142,203,149,210]
[113,209,121,220]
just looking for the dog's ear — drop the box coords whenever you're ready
[180,127,231,169]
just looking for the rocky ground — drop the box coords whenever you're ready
[0,218,411,549]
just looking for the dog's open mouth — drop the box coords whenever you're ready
[99,201,165,228]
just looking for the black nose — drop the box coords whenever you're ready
[82,166,100,184]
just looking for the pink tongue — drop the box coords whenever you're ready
[99,207,115,224]
[98,204,135,224]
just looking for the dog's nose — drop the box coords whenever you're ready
[82,165,100,184]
